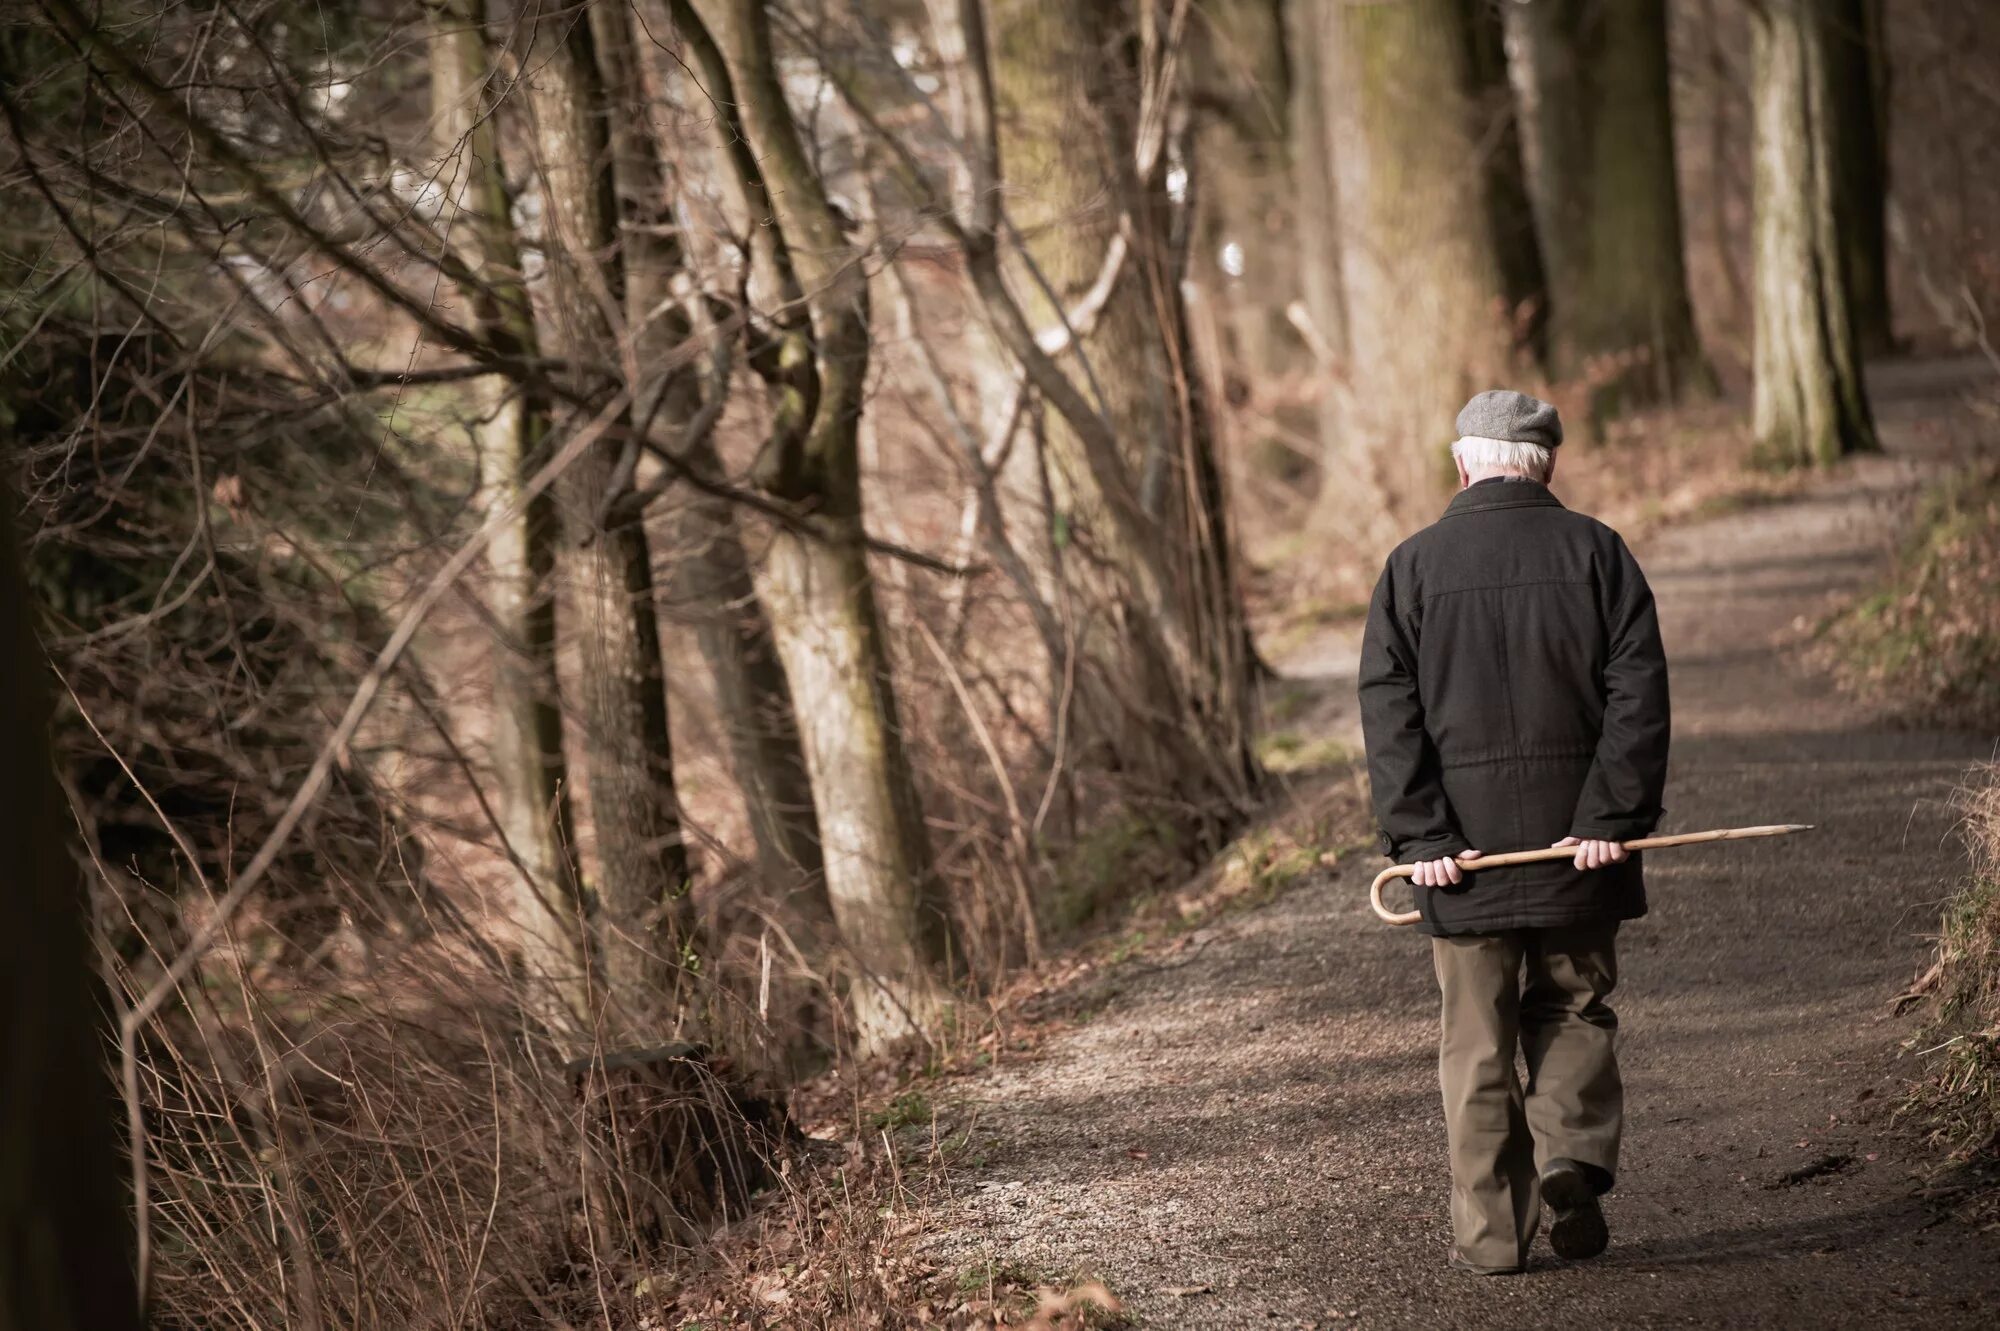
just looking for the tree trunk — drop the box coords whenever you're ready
[1825,0,1893,355]
[1514,0,1710,410]
[429,0,590,1029]
[670,501,830,911]
[1749,0,1878,466]
[1287,0,1347,415]
[688,0,958,1052]
[1,476,143,1328]
[1315,0,1532,553]
[1467,0,1548,360]
[1188,0,1298,380]
[988,1,1169,521]
[592,2,830,930]
[523,6,695,1021]
[987,0,1259,806]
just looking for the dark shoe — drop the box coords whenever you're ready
[1541,1159,1609,1260]
[1448,1250,1522,1276]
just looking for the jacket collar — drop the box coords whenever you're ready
[1442,477,1566,519]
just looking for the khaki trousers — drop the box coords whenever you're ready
[1430,923,1622,1269]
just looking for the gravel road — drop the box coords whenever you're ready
[922,366,2000,1328]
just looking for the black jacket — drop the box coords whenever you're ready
[1358,479,1670,936]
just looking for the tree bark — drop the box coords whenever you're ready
[1467,0,1548,360]
[1287,0,1347,418]
[1315,0,1531,552]
[592,2,830,931]
[429,0,590,1028]
[1749,0,1878,466]
[986,0,1259,806]
[1514,0,1710,409]
[686,0,958,1052]
[1,477,142,1328]
[523,2,695,1020]
[1825,0,1893,354]
[988,1,1169,522]
[1188,0,1298,379]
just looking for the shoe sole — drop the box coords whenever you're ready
[1542,1165,1609,1260]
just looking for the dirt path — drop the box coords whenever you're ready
[921,363,2000,1328]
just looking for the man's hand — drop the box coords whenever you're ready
[1553,836,1629,870]
[1412,848,1483,887]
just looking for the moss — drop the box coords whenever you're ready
[1212,824,1330,902]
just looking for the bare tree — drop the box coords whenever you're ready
[1287,0,1349,388]
[940,0,1261,812]
[593,0,833,944]
[1749,0,1879,465]
[682,0,959,1051]
[522,1,696,1018]
[1188,0,1296,381]
[429,0,590,1024]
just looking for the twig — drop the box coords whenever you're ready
[114,388,630,1044]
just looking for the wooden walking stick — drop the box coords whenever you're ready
[1364,824,1816,926]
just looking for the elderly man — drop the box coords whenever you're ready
[1357,389,1671,1274]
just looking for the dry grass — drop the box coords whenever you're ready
[1818,463,2000,1174]
[127,926,795,1329]
[119,763,1370,1329]
[1820,460,2000,732]
[1903,766,2000,1164]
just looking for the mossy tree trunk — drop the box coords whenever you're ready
[1749,0,1879,467]
[686,0,958,1053]
[523,6,695,1023]
[428,0,590,1029]
[1314,0,1537,553]
[1,481,141,1331]
[1514,0,1711,410]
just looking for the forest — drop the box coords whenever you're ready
[4,0,1999,1327]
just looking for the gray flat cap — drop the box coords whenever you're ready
[1455,389,1563,448]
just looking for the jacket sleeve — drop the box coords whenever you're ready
[1570,534,1672,841]
[1358,561,1468,862]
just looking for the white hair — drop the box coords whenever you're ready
[1451,434,1554,483]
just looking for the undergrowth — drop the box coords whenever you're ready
[1821,460,2000,731]
[1904,765,2000,1162]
